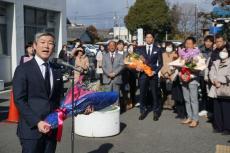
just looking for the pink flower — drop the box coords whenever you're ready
[178,48,200,60]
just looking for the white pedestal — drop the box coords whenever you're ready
[74,106,120,137]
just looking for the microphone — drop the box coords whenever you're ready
[52,58,82,72]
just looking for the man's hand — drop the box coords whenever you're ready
[140,55,146,63]
[37,121,51,134]
[84,105,94,115]
[109,72,115,78]
[151,71,155,77]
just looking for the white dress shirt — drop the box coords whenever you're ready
[118,50,124,55]
[34,55,53,90]
[146,44,153,55]
[110,52,115,58]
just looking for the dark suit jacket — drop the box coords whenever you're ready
[13,58,63,139]
[137,44,163,79]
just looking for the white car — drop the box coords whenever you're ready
[83,44,97,55]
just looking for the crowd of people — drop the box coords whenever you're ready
[21,32,230,133]
[57,33,230,133]
[14,31,229,153]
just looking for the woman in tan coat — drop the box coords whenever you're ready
[208,47,230,132]
[73,46,89,83]
[160,42,178,109]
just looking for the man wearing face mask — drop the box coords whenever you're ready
[160,42,178,110]
[208,47,230,133]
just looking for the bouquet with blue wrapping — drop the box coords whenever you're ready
[45,80,118,141]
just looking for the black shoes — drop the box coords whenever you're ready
[139,111,147,120]
[138,111,159,121]
[153,112,159,121]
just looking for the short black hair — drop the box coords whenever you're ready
[215,34,225,41]
[204,35,214,43]
[25,41,33,50]
[165,41,176,51]
[145,32,155,38]
[117,40,125,46]
[185,36,196,44]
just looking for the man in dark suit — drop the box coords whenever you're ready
[13,32,64,153]
[136,32,163,121]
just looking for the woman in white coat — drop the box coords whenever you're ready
[208,47,230,133]
[96,45,105,83]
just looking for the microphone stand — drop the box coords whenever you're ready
[53,57,82,153]
[69,70,75,153]
[67,52,75,153]
[69,66,82,153]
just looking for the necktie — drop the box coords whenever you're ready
[148,46,151,56]
[44,62,51,96]
[111,53,114,64]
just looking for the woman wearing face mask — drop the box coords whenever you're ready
[160,42,178,110]
[208,48,230,133]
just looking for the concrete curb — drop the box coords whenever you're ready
[0,90,11,94]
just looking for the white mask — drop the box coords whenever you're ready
[219,51,228,60]
[166,47,173,53]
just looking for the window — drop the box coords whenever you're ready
[24,7,57,45]
[24,8,36,25]
[0,2,7,56]
[36,10,46,26]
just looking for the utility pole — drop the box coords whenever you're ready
[166,31,168,41]
[195,1,198,41]
[113,12,118,39]
[126,0,131,42]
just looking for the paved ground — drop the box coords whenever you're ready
[0,91,230,153]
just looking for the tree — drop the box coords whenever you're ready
[177,3,196,39]
[168,4,181,38]
[212,0,230,7]
[86,25,100,44]
[124,0,171,40]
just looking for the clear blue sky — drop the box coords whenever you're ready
[66,0,214,29]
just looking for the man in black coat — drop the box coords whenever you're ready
[136,32,163,121]
[13,32,64,153]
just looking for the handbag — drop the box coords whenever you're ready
[217,82,230,97]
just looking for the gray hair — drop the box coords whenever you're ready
[34,32,55,44]
[108,40,116,46]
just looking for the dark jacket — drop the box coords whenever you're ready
[137,44,163,79]
[13,58,64,139]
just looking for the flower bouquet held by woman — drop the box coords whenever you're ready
[124,52,153,76]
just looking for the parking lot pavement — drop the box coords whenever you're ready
[0,92,230,153]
